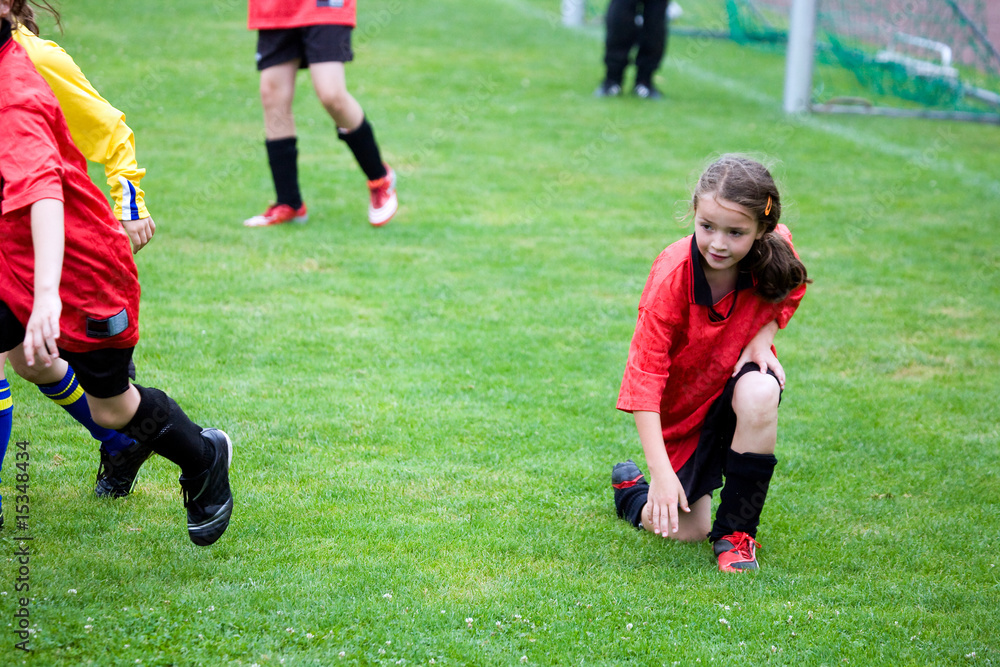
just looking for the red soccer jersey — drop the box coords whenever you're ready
[0,36,139,353]
[617,225,805,471]
[248,0,357,30]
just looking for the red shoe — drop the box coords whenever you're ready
[714,532,760,572]
[367,165,397,227]
[243,203,308,227]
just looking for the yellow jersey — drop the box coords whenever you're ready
[12,25,149,221]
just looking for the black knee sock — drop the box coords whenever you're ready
[709,450,777,542]
[121,384,212,477]
[266,137,302,209]
[337,117,387,181]
[614,482,649,529]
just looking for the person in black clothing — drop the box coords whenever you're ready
[595,0,670,99]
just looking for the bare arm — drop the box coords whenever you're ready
[23,198,64,367]
[634,410,689,536]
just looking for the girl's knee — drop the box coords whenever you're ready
[732,372,780,420]
[317,88,349,117]
[8,349,64,385]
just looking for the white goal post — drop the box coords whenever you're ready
[782,0,817,113]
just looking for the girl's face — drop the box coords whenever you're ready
[694,194,763,274]
[0,2,10,19]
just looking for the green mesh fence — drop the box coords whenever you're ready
[582,0,1000,117]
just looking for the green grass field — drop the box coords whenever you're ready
[2,0,999,664]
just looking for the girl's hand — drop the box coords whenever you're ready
[733,345,785,389]
[646,472,689,537]
[733,320,785,388]
[23,292,61,367]
[122,216,156,254]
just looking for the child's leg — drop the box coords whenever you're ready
[310,62,388,182]
[9,353,135,454]
[260,61,304,210]
[634,0,668,87]
[6,347,148,497]
[56,347,233,546]
[603,0,640,85]
[613,459,711,542]
[88,383,233,546]
[641,494,711,542]
[709,368,780,543]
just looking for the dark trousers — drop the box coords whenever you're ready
[603,0,669,86]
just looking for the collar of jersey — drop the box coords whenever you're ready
[0,19,12,55]
[688,234,755,310]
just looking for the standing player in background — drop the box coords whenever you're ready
[0,0,156,527]
[595,0,670,99]
[612,155,809,572]
[0,4,234,545]
[243,0,398,228]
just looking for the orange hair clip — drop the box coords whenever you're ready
[764,195,772,217]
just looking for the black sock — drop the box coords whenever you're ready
[614,482,649,529]
[709,450,777,542]
[121,384,212,477]
[337,117,387,181]
[265,137,302,209]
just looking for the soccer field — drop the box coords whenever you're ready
[2,0,999,664]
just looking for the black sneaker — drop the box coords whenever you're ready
[633,83,663,100]
[594,80,623,97]
[612,459,646,489]
[95,440,154,498]
[180,428,234,546]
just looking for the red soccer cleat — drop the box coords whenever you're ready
[243,203,308,227]
[367,165,397,227]
[714,532,760,572]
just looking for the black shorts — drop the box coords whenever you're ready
[676,362,783,504]
[0,300,134,399]
[256,25,353,71]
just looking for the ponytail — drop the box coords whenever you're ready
[742,231,810,303]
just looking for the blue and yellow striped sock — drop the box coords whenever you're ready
[1,379,12,500]
[37,367,134,455]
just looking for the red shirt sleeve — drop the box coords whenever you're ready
[775,281,806,329]
[0,104,64,214]
[618,306,676,413]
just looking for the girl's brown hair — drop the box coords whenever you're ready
[8,0,61,35]
[692,154,811,302]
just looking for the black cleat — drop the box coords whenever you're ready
[612,459,646,489]
[594,80,623,98]
[95,440,154,498]
[180,428,234,546]
[633,83,663,100]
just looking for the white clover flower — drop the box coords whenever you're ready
[68,589,77,595]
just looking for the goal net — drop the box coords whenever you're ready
[579,0,1000,120]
